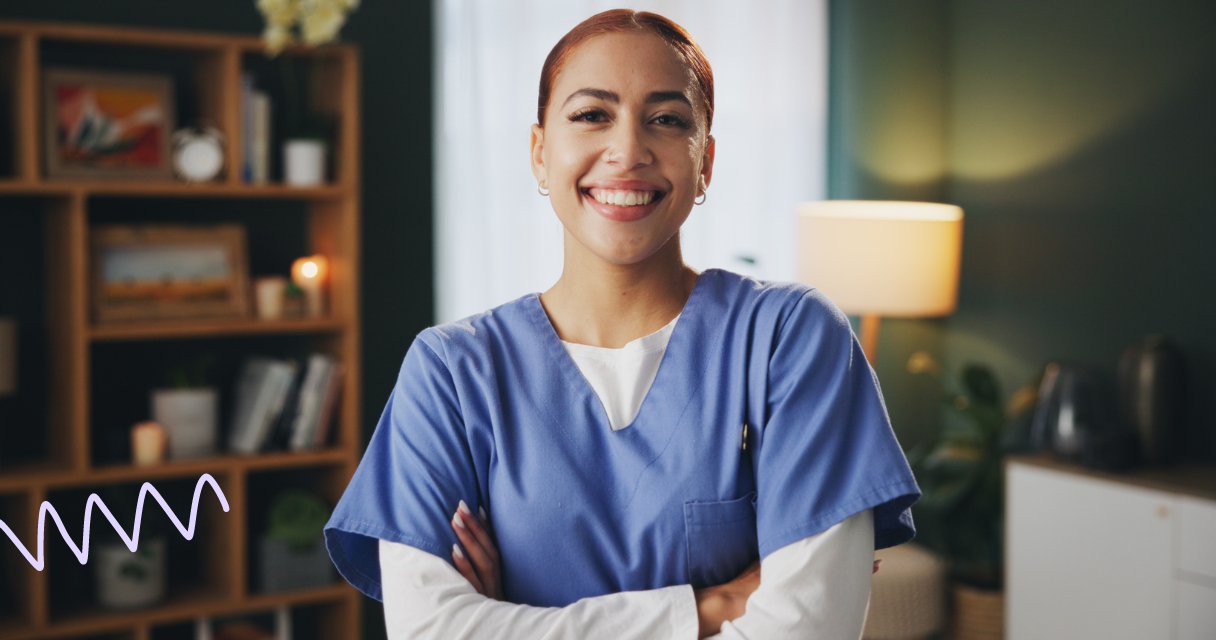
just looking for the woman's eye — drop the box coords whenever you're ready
[570,109,607,123]
[654,114,692,129]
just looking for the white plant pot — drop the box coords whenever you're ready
[151,388,218,459]
[284,138,327,186]
[95,538,166,610]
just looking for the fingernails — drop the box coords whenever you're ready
[453,511,466,529]
[453,543,464,558]
[458,500,473,517]
[479,505,487,521]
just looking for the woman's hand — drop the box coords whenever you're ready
[693,557,880,637]
[450,500,504,600]
[694,560,761,639]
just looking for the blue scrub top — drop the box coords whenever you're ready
[325,269,920,606]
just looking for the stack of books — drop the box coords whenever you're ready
[240,72,272,184]
[227,354,344,455]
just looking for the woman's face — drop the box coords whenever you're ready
[531,32,714,266]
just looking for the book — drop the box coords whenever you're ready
[262,358,302,452]
[228,358,298,454]
[240,72,255,183]
[250,90,270,184]
[313,362,344,448]
[289,354,334,451]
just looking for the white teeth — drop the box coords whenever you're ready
[591,188,655,206]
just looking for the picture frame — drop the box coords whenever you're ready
[43,67,176,180]
[91,224,251,324]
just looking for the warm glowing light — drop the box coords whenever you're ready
[290,255,330,317]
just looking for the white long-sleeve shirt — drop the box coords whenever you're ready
[377,314,875,638]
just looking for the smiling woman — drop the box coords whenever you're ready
[326,8,918,640]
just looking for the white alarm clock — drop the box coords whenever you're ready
[171,125,226,183]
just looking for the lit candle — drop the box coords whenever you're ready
[291,255,329,318]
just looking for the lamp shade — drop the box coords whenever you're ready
[797,201,963,317]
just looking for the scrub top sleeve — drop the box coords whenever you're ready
[324,332,479,602]
[753,289,920,560]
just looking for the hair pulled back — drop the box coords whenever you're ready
[537,9,714,133]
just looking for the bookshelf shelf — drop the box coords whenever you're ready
[90,317,347,342]
[0,179,351,199]
[1,584,349,640]
[0,449,350,492]
[0,17,362,640]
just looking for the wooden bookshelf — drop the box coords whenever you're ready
[0,18,362,640]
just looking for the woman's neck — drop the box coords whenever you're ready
[540,232,699,349]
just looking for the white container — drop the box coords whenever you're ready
[254,276,288,320]
[95,538,166,609]
[284,138,326,186]
[151,388,218,459]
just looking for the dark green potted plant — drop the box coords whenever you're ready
[905,352,1037,639]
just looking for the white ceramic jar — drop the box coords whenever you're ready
[284,139,327,186]
[151,388,218,459]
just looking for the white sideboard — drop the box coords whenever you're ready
[1006,456,1216,640]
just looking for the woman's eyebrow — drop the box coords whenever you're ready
[561,88,692,108]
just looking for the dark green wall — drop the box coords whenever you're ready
[830,0,1216,459]
[0,1,431,636]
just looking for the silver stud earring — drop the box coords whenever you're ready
[537,181,549,197]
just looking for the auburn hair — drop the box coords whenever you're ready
[536,9,714,133]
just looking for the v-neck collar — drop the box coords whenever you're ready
[526,269,714,434]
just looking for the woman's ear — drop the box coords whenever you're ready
[530,123,547,185]
[700,134,716,192]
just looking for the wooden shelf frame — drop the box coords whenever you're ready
[0,18,363,640]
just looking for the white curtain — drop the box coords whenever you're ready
[434,0,828,323]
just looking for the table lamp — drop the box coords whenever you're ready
[796,201,963,364]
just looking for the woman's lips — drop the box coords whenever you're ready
[581,188,666,222]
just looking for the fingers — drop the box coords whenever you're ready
[459,500,500,564]
[451,543,485,594]
[451,501,500,599]
[873,559,882,574]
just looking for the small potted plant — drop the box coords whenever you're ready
[93,486,166,610]
[257,0,360,186]
[906,352,1037,640]
[258,489,335,593]
[151,353,219,460]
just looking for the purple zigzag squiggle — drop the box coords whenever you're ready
[0,473,229,571]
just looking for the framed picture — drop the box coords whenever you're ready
[43,67,176,180]
[91,224,251,324]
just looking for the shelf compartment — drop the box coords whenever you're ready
[44,474,237,624]
[90,317,346,342]
[0,198,51,467]
[245,465,352,597]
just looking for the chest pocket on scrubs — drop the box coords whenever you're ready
[683,492,759,589]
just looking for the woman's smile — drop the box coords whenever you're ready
[580,179,668,222]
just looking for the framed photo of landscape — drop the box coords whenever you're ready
[91,224,251,324]
[43,67,176,179]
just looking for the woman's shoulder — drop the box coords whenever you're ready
[411,293,541,367]
[701,268,847,326]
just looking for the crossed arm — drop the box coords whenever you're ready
[378,508,875,639]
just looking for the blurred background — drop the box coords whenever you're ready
[0,0,1212,639]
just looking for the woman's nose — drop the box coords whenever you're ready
[603,121,653,168]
